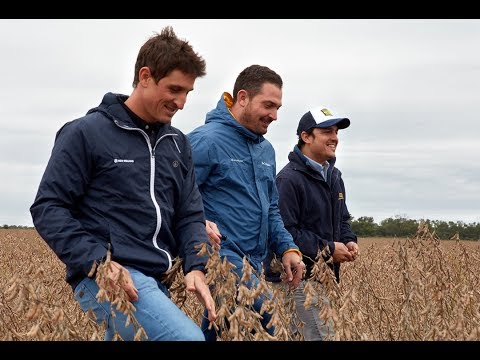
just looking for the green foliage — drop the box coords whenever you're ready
[4,217,480,240]
[1,225,34,230]
[351,216,378,237]
[351,215,480,240]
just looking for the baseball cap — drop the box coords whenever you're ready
[296,106,350,136]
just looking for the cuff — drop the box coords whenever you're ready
[282,248,303,259]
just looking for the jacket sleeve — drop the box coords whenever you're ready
[276,175,335,262]
[268,175,300,258]
[186,131,212,187]
[338,178,357,244]
[174,137,210,274]
[30,121,108,277]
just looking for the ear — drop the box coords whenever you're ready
[237,89,248,107]
[138,67,151,87]
[301,131,312,143]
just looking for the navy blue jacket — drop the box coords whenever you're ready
[30,92,209,290]
[265,145,357,282]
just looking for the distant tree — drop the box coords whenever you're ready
[378,215,419,237]
[4,216,478,240]
[426,220,480,240]
[351,216,379,237]
[458,222,480,240]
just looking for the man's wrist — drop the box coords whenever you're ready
[282,248,303,259]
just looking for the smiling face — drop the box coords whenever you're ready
[127,68,196,124]
[301,125,339,164]
[236,82,282,135]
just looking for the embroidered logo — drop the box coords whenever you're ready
[338,192,344,200]
[321,108,333,116]
[172,160,179,168]
[114,159,134,163]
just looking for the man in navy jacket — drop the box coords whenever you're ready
[264,105,359,340]
[30,26,216,341]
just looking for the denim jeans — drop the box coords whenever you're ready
[201,253,274,341]
[74,266,205,341]
[293,280,335,340]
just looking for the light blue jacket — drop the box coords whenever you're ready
[187,93,299,273]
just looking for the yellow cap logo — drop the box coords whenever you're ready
[321,108,333,116]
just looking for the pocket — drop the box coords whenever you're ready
[74,278,110,325]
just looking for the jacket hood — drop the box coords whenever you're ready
[86,92,130,124]
[205,92,265,144]
[86,92,176,136]
[87,92,145,129]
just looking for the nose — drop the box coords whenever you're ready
[270,109,278,121]
[174,93,188,110]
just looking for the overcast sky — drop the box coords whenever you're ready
[1,19,479,227]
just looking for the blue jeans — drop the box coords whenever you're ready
[201,253,274,341]
[293,280,335,340]
[74,266,205,341]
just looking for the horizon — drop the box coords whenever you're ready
[1,19,479,226]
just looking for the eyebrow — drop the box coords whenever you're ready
[263,100,281,109]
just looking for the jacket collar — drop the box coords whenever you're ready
[205,92,265,144]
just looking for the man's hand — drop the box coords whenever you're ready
[333,241,359,263]
[101,261,139,302]
[184,270,217,322]
[205,220,222,250]
[332,242,355,263]
[346,241,360,260]
[281,251,305,290]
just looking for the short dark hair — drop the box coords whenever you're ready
[132,26,206,87]
[232,65,283,102]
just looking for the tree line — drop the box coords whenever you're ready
[3,216,480,240]
[351,215,480,240]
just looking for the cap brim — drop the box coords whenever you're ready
[314,118,350,129]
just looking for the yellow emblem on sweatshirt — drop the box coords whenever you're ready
[338,192,344,200]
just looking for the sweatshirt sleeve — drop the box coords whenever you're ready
[30,121,107,277]
[186,130,212,187]
[338,178,357,244]
[173,136,210,274]
[267,175,300,258]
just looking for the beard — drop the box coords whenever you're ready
[239,105,269,135]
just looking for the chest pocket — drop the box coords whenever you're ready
[219,158,254,185]
[257,161,274,182]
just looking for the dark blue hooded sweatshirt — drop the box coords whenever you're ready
[30,92,209,290]
[264,145,357,282]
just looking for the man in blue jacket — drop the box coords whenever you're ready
[264,105,359,340]
[30,26,216,341]
[187,65,304,340]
